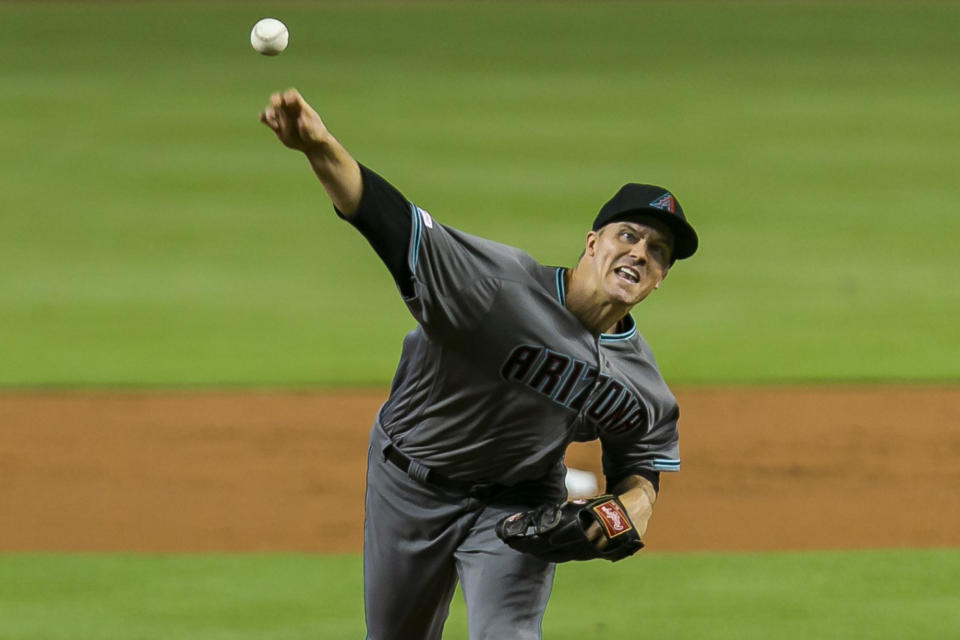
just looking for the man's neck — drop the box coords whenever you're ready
[564,267,630,337]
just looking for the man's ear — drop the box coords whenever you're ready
[585,230,599,257]
[654,268,669,290]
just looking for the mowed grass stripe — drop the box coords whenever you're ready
[1,549,958,639]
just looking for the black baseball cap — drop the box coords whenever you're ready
[593,184,698,262]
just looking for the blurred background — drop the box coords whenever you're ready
[1,1,957,388]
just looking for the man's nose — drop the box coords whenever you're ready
[629,240,648,265]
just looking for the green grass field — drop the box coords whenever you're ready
[2,550,959,640]
[2,2,958,638]
[1,1,958,386]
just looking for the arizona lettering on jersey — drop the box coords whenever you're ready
[500,344,648,435]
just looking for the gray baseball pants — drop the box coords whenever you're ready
[363,423,555,640]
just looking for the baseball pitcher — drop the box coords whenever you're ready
[260,89,698,640]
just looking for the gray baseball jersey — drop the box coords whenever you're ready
[345,165,682,639]
[363,178,681,488]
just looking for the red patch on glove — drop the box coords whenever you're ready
[591,499,633,538]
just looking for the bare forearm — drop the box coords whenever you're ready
[611,474,657,537]
[304,139,362,217]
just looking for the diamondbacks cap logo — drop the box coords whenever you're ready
[591,499,634,538]
[649,193,676,214]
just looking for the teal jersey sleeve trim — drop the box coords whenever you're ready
[652,457,681,471]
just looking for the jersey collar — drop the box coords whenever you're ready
[554,268,637,343]
[599,314,637,342]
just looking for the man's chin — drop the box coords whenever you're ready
[605,284,647,307]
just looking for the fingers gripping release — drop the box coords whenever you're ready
[495,495,644,563]
[259,88,331,153]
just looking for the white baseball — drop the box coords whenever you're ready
[564,467,599,499]
[250,18,289,56]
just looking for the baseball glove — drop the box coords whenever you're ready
[495,494,644,563]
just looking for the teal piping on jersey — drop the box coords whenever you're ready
[408,202,423,272]
[554,266,567,305]
[599,316,637,343]
[652,457,681,471]
[554,268,637,343]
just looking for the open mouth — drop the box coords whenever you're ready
[614,266,640,284]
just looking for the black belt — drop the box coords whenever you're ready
[383,444,504,499]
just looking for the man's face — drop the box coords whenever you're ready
[584,218,674,307]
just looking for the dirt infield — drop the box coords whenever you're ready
[1,387,958,552]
